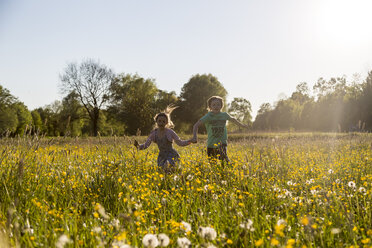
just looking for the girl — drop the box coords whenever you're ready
[134,105,193,173]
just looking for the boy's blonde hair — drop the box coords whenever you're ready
[207,96,224,111]
[154,104,178,129]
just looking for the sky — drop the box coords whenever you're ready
[1,0,372,118]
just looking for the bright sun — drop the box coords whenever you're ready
[315,0,372,45]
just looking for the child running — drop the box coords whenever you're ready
[191,96,249,163]
[134,105,193,173]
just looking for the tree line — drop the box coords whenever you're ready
[0,59,251,137]
[1,59,371,137]
[254,72,372,132]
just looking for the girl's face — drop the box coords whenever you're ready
[210,99,222,113]
[156,115,168,128]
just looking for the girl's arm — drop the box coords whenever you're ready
[169,129,191,146]
[137,131,155,150]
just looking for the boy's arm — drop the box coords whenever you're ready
[191,120,203,143]
[229,117,250,129]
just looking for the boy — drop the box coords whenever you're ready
[191,96,249,163]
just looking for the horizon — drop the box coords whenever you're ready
[1,0,372,118]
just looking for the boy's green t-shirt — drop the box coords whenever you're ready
[200,112,232,148]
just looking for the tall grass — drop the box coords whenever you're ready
[0,133,371,247]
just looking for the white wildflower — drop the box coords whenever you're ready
[310,189,318,196]
[186,174,194,181]
[328,169,334,174]
[203,184,209,191]
[306,179,314,185]
[56,234,72,248]
[197,226,217,240]
[358,187,366,195]
[142,233,159,248]
[177,237,191,248]
[277,219,286,226]
[158,233,170,247]
[331,228,341,234]
[96,203,109,220]
[239,219,254,231]
[212,193,218,200]
[348,181,356,188]
[205,244,217,248]
[180,221,192,233]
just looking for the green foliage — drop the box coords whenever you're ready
[109,74,159,135]
[228,97,252,131]
[179,74,228,130]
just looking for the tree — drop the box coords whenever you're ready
[0,85,18,135]
[228,97,252,131]
[59,91,86,136]
[60,59,114,136]
[179,74,227,130]
[108,73,158,135]
[31,110,43,134]
[360,71,372,130]
[253,103,272,130]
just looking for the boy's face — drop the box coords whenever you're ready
[210,99,222,113]
[156,116,168,128]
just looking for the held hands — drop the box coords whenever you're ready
[189,137,197,144]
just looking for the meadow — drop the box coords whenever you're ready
[0,133,371,247]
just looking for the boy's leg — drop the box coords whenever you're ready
[218,144,230,164]
[207,147,219,164]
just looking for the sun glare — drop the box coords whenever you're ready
[315,0,372,45]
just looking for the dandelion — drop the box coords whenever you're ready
[348,181,356,188]
[306,179,314,184]
[328,169,334,174]
[95,203,109,220]
[239,219,254,231]
[301,216,309,226]
[158,233,170,247]
[277,219,286,226]
[197,226,217,240]
[177,237,191,248]
[205,244,217,248]
[270,237,279,246]
[255,239,263,246]
[180,221,192,233]
[358,187,366,195]
[56,234,72,248]
[142,233,159,248]
[112,240,132,248]
[186,174,193,181]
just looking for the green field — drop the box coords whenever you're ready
[0,133,371,247]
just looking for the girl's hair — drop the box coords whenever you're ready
[207,96,224,111]
[154,104,178,129]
